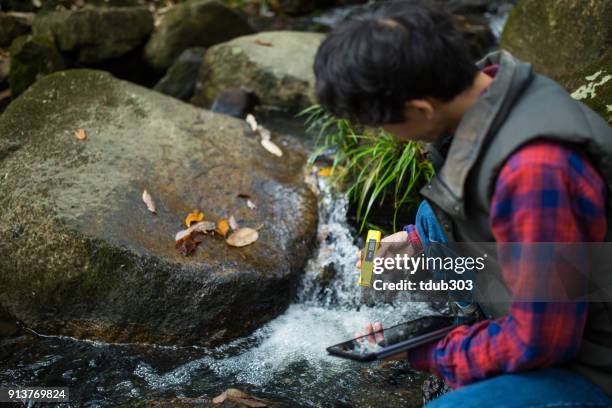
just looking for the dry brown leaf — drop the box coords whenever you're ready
[185,210,205,227]
[246,199,257,210]
[317,167,331,177]
[254,38,273,47]
[261,138,283,157]
[229,215,239,230]
[74,128,87,140]
[226,228,258,247]
[175,220,216,242]
[142,190,157,214]
[212,388,267,407]
[246,113,258,132]
[216,218,230,237]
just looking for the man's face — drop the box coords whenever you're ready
[381,99,447,143]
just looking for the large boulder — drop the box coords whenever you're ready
[8,34,66,97]
[193,31,324,112]
[32,6,154,64]
[0,70,318,346]
[500,0,612,123]
[144,0,255,72]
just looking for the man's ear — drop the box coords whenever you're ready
[404,99,435,121]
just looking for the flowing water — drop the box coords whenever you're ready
[0,172,438,407]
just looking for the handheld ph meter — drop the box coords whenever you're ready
[358,230,382,287]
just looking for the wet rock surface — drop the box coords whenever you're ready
[0,69,318,346]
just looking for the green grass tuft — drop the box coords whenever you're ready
[299,105,434,233]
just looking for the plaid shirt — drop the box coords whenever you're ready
[406,139,607,388]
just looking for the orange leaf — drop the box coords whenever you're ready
[216,218,230,237]
[317,167,331,177]
[254,38,273,47]
[74,128,87,140]
[185,210,205,227]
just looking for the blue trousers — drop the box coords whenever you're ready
[426,367,612,407]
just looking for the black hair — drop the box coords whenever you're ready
[313,0,478,126]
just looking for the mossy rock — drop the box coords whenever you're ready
[153,47,206,101]
[8,34,66,97]
[0,12,33,48]
[193,31,324,112]
[500,0,612,123]
[0,70,317,346]
[32,6,154,64]
[144,0,254,72]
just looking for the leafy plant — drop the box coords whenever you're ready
[300,104,434,232]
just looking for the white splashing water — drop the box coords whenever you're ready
[134,175,434,390]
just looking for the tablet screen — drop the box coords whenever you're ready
[328,316,455,359]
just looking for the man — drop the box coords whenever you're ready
[314,1,612,406]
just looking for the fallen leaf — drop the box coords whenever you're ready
[254,38,273,47]
[229,215,239,230]
[74,128,87,140]
[142,190,157,214]
[246,113,258,132]
[237,192,251,199]
[185,210,205,227]
[258,127,271,141]
[226,228,259,247]
[261,139,283,157]
[176,237,197,255]
[246,199,257,210]
[175,220,216,242]
[317,167,332,177]
[216,218,230,237]
[213,388,267,407]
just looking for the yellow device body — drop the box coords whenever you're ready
[359,230,382,287]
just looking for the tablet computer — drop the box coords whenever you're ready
[327,315,473,362]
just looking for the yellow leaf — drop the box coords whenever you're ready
[226,228,258,247]
[216,218,230,237]
[185,210,205,227]
[74,128,87,140]
[317,167,332,177]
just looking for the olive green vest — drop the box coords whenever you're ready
[420,50,612,396]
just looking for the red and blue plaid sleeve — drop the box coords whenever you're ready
[408,140,607,388]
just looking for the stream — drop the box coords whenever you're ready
[0,4,512,405]
[0,158,438,407]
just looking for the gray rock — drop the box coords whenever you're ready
[0,70,317,346]
[194,31,324,112]
[210,88,257,119]
[8,34,66,97]
[144,0,254,72]
[32,6,154,64]
[500,0,612,123]
[154,47,206,101]
[0,12,34,48]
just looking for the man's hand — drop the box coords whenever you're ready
[355,230,409,269]
[355,321,408,361]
